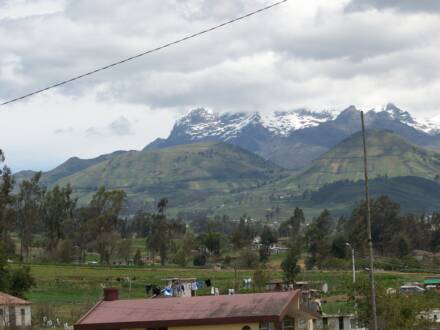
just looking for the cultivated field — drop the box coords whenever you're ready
[21,263,434,327]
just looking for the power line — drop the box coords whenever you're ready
[0,0,288,107]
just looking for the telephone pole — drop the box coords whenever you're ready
[360,111,378,330]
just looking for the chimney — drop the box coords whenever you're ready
[103,288,119,301]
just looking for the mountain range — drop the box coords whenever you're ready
[13,104,440,217]
[147,103,440,169]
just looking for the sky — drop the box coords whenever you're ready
[1,0,440,171]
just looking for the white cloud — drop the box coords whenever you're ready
[1,0,440,171]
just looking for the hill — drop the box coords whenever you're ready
[52,142,286,210]
[310,176,440,214]
[13,150,127,187]
[292,129,440,189]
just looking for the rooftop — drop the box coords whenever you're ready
[0,292,31,305]
[75,291,300,330]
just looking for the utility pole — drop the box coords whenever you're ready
[345,242,356,284]
[360,111,378,330]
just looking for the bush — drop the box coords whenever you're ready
[173,248,187,267]
[321,257,350,270]
[193,254,207,266]
[238,249,259,269]
[56,239,74,263]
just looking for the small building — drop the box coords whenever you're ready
[314,314,366,330]
[424,278,440,292]
[74,288,318,330]
[419,308,440,323]
[399,284,425,294]
[0,292,32,328]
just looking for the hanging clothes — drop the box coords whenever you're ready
[228,289,235,295]
[196,280,204,289]
[152,286,161,296]
[163,287,173,297]
[214,287,219,296]
[211,286,215,295]
[205,279,212,287]
[243,278,253,289]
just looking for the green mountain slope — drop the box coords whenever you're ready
[54,142,286,209]
[288,129,440,189]
[310,176,440,214]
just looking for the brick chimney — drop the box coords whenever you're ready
[103,287,119,301]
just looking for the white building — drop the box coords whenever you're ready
[419,308,440,323]
[314,314,367,330]
[0,292,32,327]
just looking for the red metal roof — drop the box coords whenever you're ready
[0,292,31,305]
[75,291,300,330]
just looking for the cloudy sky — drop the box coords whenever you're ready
[1,0,440,171]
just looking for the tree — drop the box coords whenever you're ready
[391,235,409,258]
[331,235,347,259]
[0,245,35,298]
[41,185,76,252]
[173,248,187,267]
[259,225,277,262]
[354,275,436,330]
[279,207,305,249]
[86,187,126,263]
[199,232,223,256]
[253,266,270,292]
[305,209,332,269]
[16,172,44,261]
[56,239,75,263]
[133,248,143,265]
[0,164,15,256]
[8,266,35,298]
[146,213,186,266]
[96,232,119,264]
[157,198,168,215]
[238,248,259,268]
[281,248,301,284]
[348,196,401,256]
[231,217,257,249]
[117,239,133,264]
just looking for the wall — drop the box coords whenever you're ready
[171,323,260,330]
[122,323,260,330]
[0,304,32,327]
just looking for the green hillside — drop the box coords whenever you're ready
[53,142,286,209]
[286,129,440,190]
[310,176,440,214]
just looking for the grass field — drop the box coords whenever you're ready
[19,262,436,327]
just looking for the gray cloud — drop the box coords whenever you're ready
[2,0,440,171]
[85,116,134,137]
[346,0,440,13]
[108,116,134,136]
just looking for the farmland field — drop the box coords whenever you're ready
[20,262,436,327]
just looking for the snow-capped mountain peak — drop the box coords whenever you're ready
[261,109,337,136]
[174,108,338,140]
[367,103,440,135]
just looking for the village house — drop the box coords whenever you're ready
[313,314,366,330]
[74,288,318,330]
[0,292,32,328]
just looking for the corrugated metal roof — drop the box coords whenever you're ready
[75,291,299,329]
[424,279,440,285]
[0,292,31,305]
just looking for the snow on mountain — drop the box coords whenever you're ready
[175,108,338,140]
[367,103,440,135]
[172,104,440,146]
[261,109,337,136]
